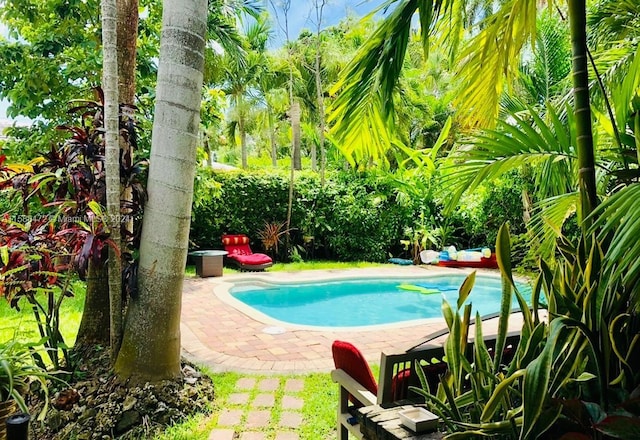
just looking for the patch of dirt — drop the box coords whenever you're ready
[28,347,215,439]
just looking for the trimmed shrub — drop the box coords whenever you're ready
[189,168,527,263]
[189,169,429,262]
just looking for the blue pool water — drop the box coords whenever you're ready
[230,275,531,327]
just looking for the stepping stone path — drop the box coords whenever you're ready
[209,378,305,440]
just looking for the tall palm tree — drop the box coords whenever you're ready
[255,57,289,166]
[219,13,271,168]
[115,0,207,382]
[101,0,123,362]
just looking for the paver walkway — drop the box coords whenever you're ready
[208,377,305,440]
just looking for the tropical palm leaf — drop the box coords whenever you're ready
[588,0,640,127]
[327,2,419,167]
[441,104,576,212]
[591,183,640,293]
[453,0,538,128]
[588,0,640,48]
[528,192,579,257]
[519,12,571,105]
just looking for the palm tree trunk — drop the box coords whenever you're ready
[291,101,301,170]
[315,51,326,183]
[77,0,139,353]
[117,0,138,246]
[568,0,598,229]
[115,0,207,383]
[101,0,123,362]
[239,112,248,168]
[314,0,326,181]
[75,260,110,347]
[268,106,278,167]
[116,0,138,104]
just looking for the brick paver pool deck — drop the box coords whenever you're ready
[181,266,534,439]
[180,266,518,374]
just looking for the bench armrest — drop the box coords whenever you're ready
[331,368,377,407]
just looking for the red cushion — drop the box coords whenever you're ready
[332,340,378,406]
[222,234,249,245]
[229,253,272,265]
[390,368,412,401]
[227,245,252,256]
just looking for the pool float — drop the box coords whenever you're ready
[397,284,440,294]
[415,283,457,292]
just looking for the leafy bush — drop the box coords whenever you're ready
[190,168,528,262]
[475,171,529,245]
[190,170,430,262]
[413,225,640,439]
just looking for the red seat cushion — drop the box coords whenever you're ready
[230,253,272,265]
[390,368,412,401]
[332,340,378,406]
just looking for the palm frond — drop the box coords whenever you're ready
[441,104,576,212]
[327,1,420,167]
[208,17,246,63]
[588,0,640,48]
[611,44,640,130]
[591,183,640,290]
[454,0,538,127]
[519,12,571,105]
[528,192,579,257]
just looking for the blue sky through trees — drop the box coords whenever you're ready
[266,0,386,46]
[0,0,387,122]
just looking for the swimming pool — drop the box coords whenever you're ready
[230,274,530,327]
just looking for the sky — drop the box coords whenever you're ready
[0,0,389,123]
[267,0,387,46]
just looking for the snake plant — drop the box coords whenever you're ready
[411,223,640,439]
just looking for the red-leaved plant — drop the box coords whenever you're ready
[0,88,146,370]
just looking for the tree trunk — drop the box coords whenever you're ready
[116,0,138,249]
[75,261,110,347]
[269,106,278,167]
[102,0,123,362]
[239,110,248,168]
[313,0,326,179]
[75,0,139,353]
[115,0,207,383]
[116,0,138,104]
[315,52,325,182]
[568,0,598,230]
[291,101,301,170]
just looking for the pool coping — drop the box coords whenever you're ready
[180,265,529,374]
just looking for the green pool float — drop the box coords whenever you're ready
[397,284,439,294]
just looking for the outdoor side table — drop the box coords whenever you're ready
[189,250,228,277]
[358,404,444,440]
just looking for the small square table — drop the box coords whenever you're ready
[189,250,228,277]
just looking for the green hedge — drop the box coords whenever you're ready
[189,168,529,263]
[189,170,432,262]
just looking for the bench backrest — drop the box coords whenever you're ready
[377,334,520,404]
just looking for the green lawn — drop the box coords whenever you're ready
[154,371,340,440]
[0,280,85,346]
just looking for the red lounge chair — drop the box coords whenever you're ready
[221,234,273,271]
